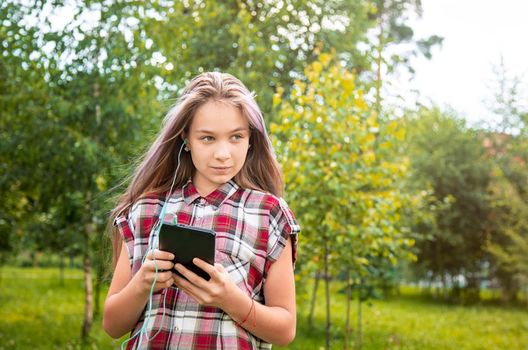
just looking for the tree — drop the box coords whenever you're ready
[368,0,443,114]
[0,1,56,264]
[484,60,528,303]
[487,164,528,304]
[405,107,493,300]
[0,0,161,339]
[272,53,416,349]
[131,0,377,116]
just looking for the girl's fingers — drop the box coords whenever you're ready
[157,274,174,287]
[154,271,174,283]
[214,263,225,272]
[155,249,175,260]
[144,270,173,285]
[147,259,174,271]
[175,263,214,288]
[173,273,205,301]
[174,264,201,285]
[192,258,216,279]
[145,249,175,261]
[163,278,174,288]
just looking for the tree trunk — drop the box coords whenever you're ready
[59,252,65,285]
[433,282,438,300]
[81,245,93,339]
[93,260,103,318]
[324,239,331,350]
[343,270,352,350]
[31,251,37,268]
[82,81,101,334]
[356,281,363,350]
[374,2,384,115]
[501,284,518,303]
[444,273,450,301]
[308,269,320,329]
[427,276,433,297]
[441,271,447,301]
[69,252,75,268]
[81,198,94,340]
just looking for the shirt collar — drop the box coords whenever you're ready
[182,179,239,209]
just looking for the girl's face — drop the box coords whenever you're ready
[186,100,251,196]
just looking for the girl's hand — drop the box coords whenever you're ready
[172,258,234,309]
[133,249,175,294]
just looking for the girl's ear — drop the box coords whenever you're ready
[182,136,191,151]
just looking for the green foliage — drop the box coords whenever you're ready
[0,1,55,259]
[272,53,417,291]
[368,0,443,113]
[0,1,166,337]
[135,0,377,115]
[0,0,162,257]
[486,159,527,302]
[405,107,494,297]
[485,61,528,302]
[0,0,431,263]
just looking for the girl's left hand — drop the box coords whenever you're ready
[172,258,234,309]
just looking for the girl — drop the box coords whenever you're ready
[103,72,300,349]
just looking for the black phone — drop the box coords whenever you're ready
[158,222,216,281]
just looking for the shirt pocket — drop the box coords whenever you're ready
[215,232,253,294]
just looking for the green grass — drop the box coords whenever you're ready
[0,267,123,350]
[279,284,528,350]
[1,267,527,349]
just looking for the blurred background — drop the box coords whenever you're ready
[1,0,527,349]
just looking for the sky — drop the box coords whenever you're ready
[404,0,528,127]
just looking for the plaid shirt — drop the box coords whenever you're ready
[114,180,300,350]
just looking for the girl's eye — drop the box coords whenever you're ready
[232,134,243,141]
[201,136,214,142]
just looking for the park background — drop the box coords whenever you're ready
[1,1,527,349]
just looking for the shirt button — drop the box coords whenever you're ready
[199,198,206,205]
[174,325,180,331]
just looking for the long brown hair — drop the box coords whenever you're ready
[108,72,283,267]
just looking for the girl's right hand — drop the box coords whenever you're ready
[134,249,175,294]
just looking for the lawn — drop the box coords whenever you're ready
[0,266,526,349]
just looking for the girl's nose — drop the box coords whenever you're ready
[214,144,231,161]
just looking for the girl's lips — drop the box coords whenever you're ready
[211,166,232,173]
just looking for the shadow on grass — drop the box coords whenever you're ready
[382,286,528,310]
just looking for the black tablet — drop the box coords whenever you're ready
[158,222,216,281]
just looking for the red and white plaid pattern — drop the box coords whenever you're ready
[113,180,300,349]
